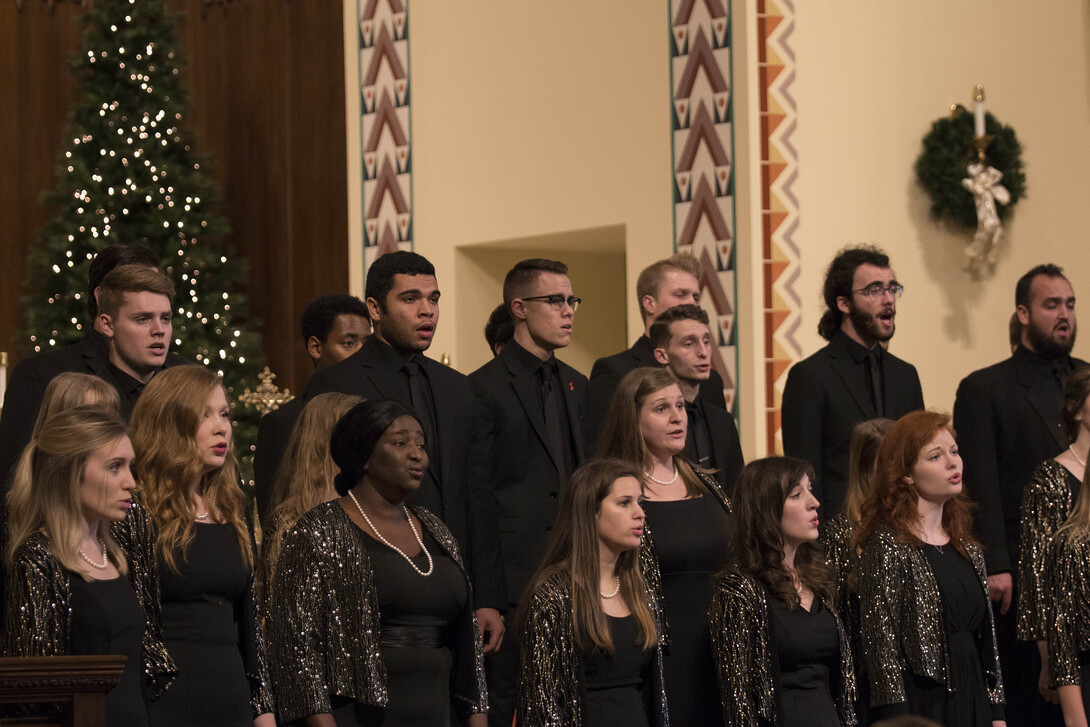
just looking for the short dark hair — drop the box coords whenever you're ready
[330,399,418,496]
[484,303,514,354]
[87,244,160,319]
[817,245,890,341]
[365,252,436,313]
[1015,263,1067,309]
[1008,312,1022,350]
[299,294,370,345]
[648,303,710,349]
[502,259,569,306]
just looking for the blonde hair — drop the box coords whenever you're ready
[264,393,362,580]
[635,253,702,322]
[32,373,121,437]
[1059,451,1090,538]
[7,407,130,579]
[130,365,251,573]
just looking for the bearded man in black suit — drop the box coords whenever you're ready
[304,251,506,658]
[955,263,1084,726]
[469,258,588,727]
[781,245,924,516]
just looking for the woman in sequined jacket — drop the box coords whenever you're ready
[1045,463,1090,724]
[518,458,668,727]
[1018,366,1090,703]
[266,399,488,727]
[855,410,1005,726]
[821,418,892,724]
[5,408,170,725]
[710,456,856,727]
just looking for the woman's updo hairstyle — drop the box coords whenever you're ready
[330,398,419,496]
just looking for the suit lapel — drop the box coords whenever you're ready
[630,336,658,367]
[558,362,585,464]
[359,345,406,401]
[828,345,877,419]
[506,356,560,471]
[423,361,457,486]
[1014,356,1068,449]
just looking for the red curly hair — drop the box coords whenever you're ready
[853,410,977,559]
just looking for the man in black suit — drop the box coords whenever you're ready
[304,251,505,655]
[0,246,184,488]
[954,263,1083,726]
[650,304,744,494]
[781,245,924,515]
[469,258,588,727]
[253,294,370,529]
[587,252,727,447]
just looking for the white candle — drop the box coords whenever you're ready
[973,84,986,137]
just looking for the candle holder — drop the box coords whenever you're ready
[972,134,995,162]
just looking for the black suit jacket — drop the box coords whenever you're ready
[586,335,727,448]
[953,348,1088,575]
[253,395,305,532]
[702,401,746,496]
[469,344,588,607]
[304,336,505,609]
[0,331,187,490]
[781,331,924,516]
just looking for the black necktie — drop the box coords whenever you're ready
[685,400,713,468]
[539,362,570,480]
[405,360,440,480]
[867,350,884,417]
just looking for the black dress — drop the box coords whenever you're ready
[151,523,256,727]
[331,528,467,727]
[581,615,655,727]
[903,545,1001,727]
[69,574,150,727]
[767,598,841,727]
[642,495,731,723]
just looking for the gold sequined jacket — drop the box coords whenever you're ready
[822,514,864,685]
[518,570,669,727]
[709,570,857,726]
[858,529,1003,709]
[1046,528,1090,687]
[266,501,488,724]
[5,505,177,697]
[1018,459,1077,640]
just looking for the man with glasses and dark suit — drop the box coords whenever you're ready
[781,245,924,516]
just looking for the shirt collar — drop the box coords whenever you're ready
[507,339,554,376]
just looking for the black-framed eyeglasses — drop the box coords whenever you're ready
[851,283,904,300]
[520,294,581,312]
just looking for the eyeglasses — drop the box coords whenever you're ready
[851,283,904,300]
[520,294,582,312]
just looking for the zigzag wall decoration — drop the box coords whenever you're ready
[670,0,739,414]
[358,0,411,276]
[756,0,801,452]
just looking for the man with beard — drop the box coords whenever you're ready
[781,245,924,515]
[954,263,1085,726]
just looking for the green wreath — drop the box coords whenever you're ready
[914,110,1027,229]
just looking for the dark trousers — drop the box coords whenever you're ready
[486,613,518,727]
[995,584,1063,727]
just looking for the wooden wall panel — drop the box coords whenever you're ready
[0,0,349,398]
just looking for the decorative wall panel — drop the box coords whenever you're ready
[670,0,739,413]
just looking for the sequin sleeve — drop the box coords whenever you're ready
[3,535,68,657]
[110,495,176,697]
[858,531,910,708]
[1048,531,1088,687]
[518,575,581,727]
[1018,460,1073,640]
[822,515,854,632]
[242,564,275,717]
[708,571,774,726]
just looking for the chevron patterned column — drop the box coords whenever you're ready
[756,0,800,453]
[670,0,739,415]
[358,0,412,276]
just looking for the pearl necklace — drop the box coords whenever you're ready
[1070,445,1087,468]
[79,538,108,570]
[348,491,433,577]
[600,576,621,599]
[644,464,679,486]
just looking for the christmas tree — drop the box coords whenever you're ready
[22,0,267,482]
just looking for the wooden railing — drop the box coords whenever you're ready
[0,655,124,727]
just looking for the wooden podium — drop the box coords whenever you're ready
[0,655,125,727]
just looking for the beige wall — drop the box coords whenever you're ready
[355,1,1090,455]
[788,0,1090,416]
